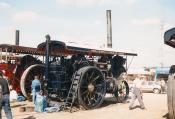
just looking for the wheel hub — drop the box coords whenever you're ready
[88,83,95,92]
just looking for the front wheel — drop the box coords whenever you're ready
[114,80,129,103]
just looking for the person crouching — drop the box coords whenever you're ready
[31,75,41,104]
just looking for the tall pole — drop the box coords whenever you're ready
[45,34,50,81]
[44,34,50,97]
[15,30,20,46]
[160,21,164,68]
[106,10,112,48]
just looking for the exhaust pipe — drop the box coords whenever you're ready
[15,30,20,46]
[106,10,112,48]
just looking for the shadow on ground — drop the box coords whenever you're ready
[129,105,143,110]
[21,116,36,119]
[163,113,169,119]
[11,104,27,108]
[101,97,129,108]
[101,97,117,108]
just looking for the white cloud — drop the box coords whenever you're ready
[131,18,161,26]
[93,19,103,25]
[55,0,137,7]
[12,11,40,23]
[126,0,137,5]
[0,2,11,10]
[163,22,175,32]
[56,0,113,7]
[0,26,16,44]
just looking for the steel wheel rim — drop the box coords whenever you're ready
[79,67,106,108]
[20,64,44,99]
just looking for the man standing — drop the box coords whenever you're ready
[31,75,41,104]
[160,78,166,93]
[0,71,13,119]
[129,75,145,110]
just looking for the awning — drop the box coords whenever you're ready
[155,67,170,75]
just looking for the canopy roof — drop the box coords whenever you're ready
[0,44,43,55]
[155,67,170,75]
[37,40,137,56]
[0,40,137,56]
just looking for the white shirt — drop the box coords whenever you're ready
[133,78,143,89]
[10,90,18,102]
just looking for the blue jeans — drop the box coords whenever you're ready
[32,91,39,104]
[0,94,13,119]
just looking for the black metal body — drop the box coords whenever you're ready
[37,35,136,109]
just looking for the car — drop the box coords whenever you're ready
[140,81,161,94]
[129,81,161,94]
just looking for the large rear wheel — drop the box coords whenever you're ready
[77,66,106,109]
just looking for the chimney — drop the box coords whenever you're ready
[106,10,112,48]
[15,30,20,45]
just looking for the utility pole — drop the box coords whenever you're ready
[160,21,164,68]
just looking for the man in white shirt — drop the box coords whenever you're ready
[9,85,18,102]
[129,75,145,110]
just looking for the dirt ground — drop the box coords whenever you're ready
[2,93,168,119]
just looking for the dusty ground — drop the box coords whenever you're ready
[2,93,168,119]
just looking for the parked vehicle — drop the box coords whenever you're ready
[129,81,161,94]
[140,81,161,94]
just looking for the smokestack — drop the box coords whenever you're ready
[106,10,112,48]
[15,30,20,45]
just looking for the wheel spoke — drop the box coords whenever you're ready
[85,92,91,105]
[92,97,98,103]
[89,71,94,82]
[81,85,88,89]
[88,98,91,105]
[85,73,89,84]
[89,92,92,99]
[94,91,102,97]
[95,84,103,88]
[84,92,89,100]
[81,90,88,96]
[92,75,100,83]
[78,67,106,109]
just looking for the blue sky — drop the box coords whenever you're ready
[0,0,175,68]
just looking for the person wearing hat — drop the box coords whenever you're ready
[0,71,13,119]
[129,75,145,110]
[31,75,41,104]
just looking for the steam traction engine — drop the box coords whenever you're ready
[0,44,43,95]
[37,35,137,109]
[0,35,137,109]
